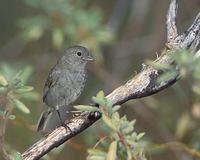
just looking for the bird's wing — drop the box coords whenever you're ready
[43,69,60,102]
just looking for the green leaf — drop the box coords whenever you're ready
[121,124,133,134]
[12,98,30,114]
[74,105,99,112]
[130,119,136,126]
[92,96,106,106]
[88,149,107,156]
[111,112,120,123]
[145,60,172,70]
[121,115,127,121]
[107,100,114,108]
[26,24,44,41]
[137,132,145,140]
[0,75,8,86]
[157,70,177,84]
[131,132,137,140]
[0,110,5,116]
[19,66,33,83]
[96,90,105,99]
[126,136,136,147]
[15,86,34,93]
[175,113,190,140]
[172,50,193,65]
[112,105,121,113]
[0,63,14,80]
[87,155,106,160]
[96,30,113,43]
[107,104,113,115]
[122,123,135,136]
[12,70,23,87]
[102,114,117,131]
[192,84,200,95]
[9,114,16,120]
[10,152,23,160]
[127,148,132,160]
[20,91,40,101]
[106,141,117,160]
[0,87,7,94]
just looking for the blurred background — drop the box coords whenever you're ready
[0,0,200,159]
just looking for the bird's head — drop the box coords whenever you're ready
[60,45,94,67]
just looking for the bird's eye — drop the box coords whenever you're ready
[76,52,82,56]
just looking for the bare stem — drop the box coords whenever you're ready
[147,142,200,159]
[166,0,178,44]
[0,113,10,160]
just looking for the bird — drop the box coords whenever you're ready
[37,45,93,131]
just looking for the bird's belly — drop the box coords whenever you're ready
[45,72,86,107]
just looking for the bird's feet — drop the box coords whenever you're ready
[61,121,72,134]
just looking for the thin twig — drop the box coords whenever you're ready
[176,12,200,49]
[166,0,178,44]
[0,100,14,160]
[147,142,200,159]
[0,118,10,160]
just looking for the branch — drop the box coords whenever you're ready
[166,0,178,44]
[176,12,200,49]
[147,142,200,159]
[22,0,200,159]
[0,117,10,160]
[22,112,101,160]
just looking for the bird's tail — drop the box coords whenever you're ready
[37,109,53,132]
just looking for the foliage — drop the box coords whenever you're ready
[0,63,39,116]
[171,50,200,96]
[5,145,23,160]
[144,49,200,156]
[19,0,113,63]
[146,50,200,94]
[75,91,146,160]
[0,63,39,159]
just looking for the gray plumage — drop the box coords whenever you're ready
[37,45,93,131]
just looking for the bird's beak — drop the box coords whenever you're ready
[84,54,94,61]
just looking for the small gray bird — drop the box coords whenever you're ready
[37,45,93,131]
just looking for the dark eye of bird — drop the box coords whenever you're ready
[76,52,82,56]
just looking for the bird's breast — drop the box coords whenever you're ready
[60,69,87,104]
